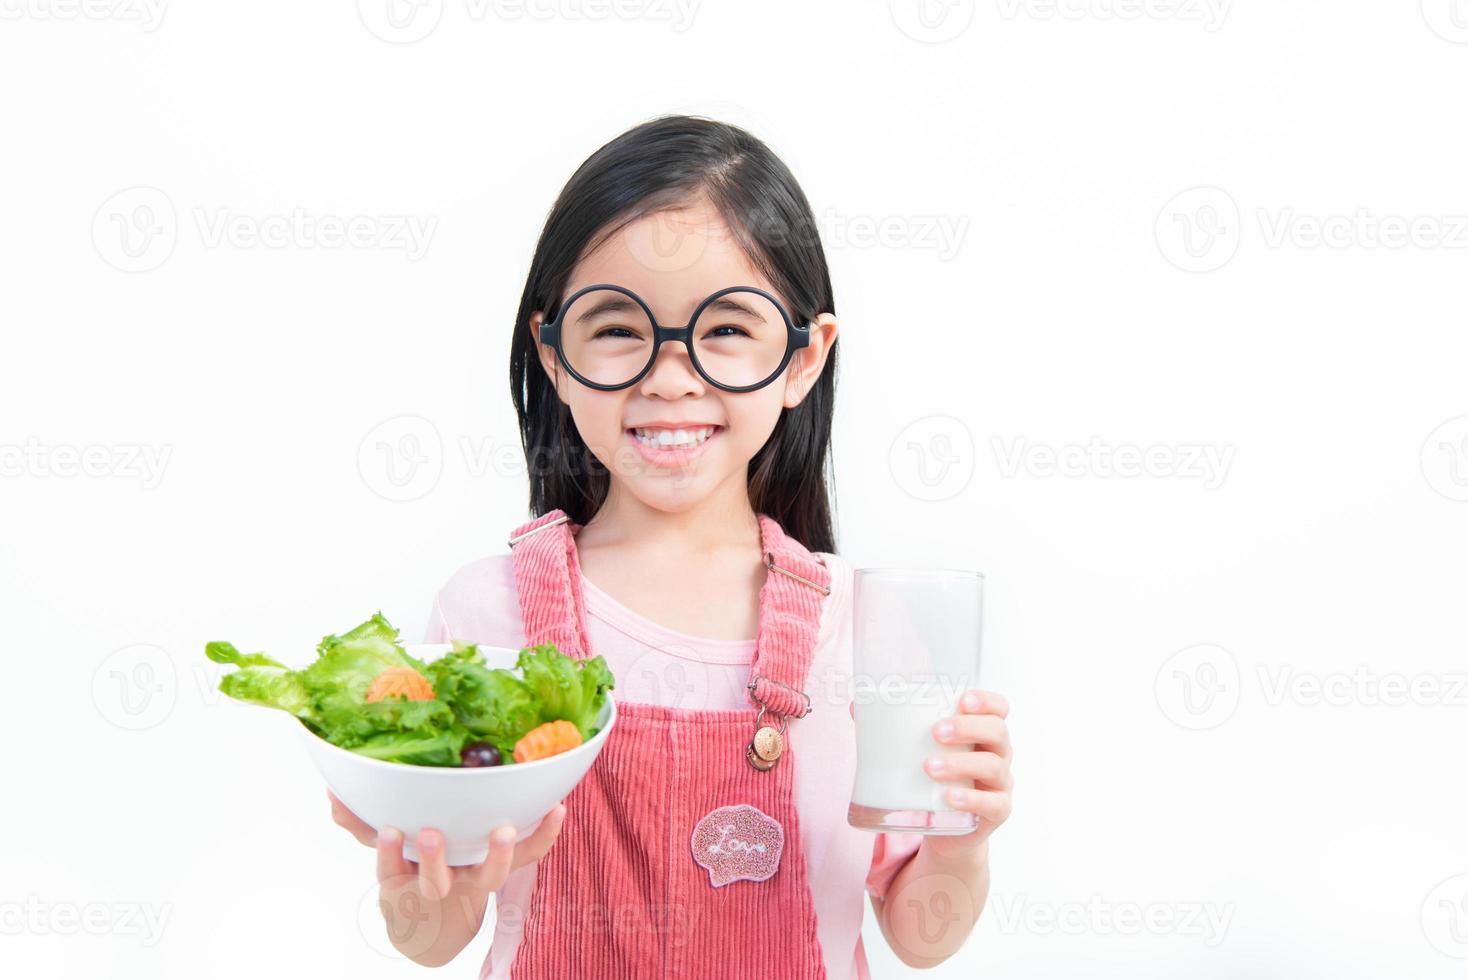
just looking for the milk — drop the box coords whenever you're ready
[850,684,968,813]
[846,567,984,826]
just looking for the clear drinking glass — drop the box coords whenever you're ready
[847,567,985,835]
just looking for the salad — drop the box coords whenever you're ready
[205,612,615,768]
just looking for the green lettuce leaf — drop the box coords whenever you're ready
[515,644,616,741]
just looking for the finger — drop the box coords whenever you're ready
[934,714,1011,756]
[925,750,1012,790]
[958,689,1009,719]
[510,803,567,872]
[416,828,452,900]
[376,826,412,884]
[471,824,520,894]
[944,786,1013,824]
[329,791,378,847]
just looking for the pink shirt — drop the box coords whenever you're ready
[423,547,924,980]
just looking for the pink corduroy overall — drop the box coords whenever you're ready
[504,507,832,979]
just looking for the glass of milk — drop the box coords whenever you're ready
[847,567,984,835]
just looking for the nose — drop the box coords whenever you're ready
[636,335,705,396]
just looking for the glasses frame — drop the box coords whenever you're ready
[539,283,814,393]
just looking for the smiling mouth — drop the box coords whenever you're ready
[625,425,724,450]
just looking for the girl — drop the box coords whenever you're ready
[329,114,1014,978]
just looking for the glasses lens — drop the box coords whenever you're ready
[691,289,790,389]
[558,288,656,387]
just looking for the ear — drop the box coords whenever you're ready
[531,310,570,405]
[784,312,838,409]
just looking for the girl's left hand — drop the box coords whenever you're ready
[922,689,1014,859]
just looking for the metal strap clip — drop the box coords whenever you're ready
[507,514,570,549]
[764,553,831,596]
[746,671,814,717]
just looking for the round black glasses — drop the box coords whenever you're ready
[539,284,813,393]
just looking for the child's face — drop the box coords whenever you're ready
[532,196,835,513]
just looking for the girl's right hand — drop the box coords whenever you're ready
[328,790,568,966]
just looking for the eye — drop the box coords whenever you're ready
[591,325,642,340]
[703,324,752,339]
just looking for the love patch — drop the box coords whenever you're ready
[690,803,784,887]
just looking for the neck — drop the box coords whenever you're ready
[578,481,761,559]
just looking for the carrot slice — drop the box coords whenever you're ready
[365,666,435,703]
[513,719,583,763]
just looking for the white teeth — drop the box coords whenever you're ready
[632,426,716,449]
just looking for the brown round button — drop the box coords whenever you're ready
[746,742,776,771]
[752,725,784,762]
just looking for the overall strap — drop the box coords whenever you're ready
[506,510,591,659]
[505,508,833,719]
[749,513,831,720]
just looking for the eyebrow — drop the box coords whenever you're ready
[701,296,765,321]
[573,296,642,325]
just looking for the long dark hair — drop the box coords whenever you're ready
[508,114,840,554]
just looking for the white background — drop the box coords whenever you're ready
[3,1,1467,977]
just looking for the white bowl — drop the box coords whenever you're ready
[297,644,616,865]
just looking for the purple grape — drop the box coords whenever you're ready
[460,741,502,767]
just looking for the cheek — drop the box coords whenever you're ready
[565,393,628,459]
